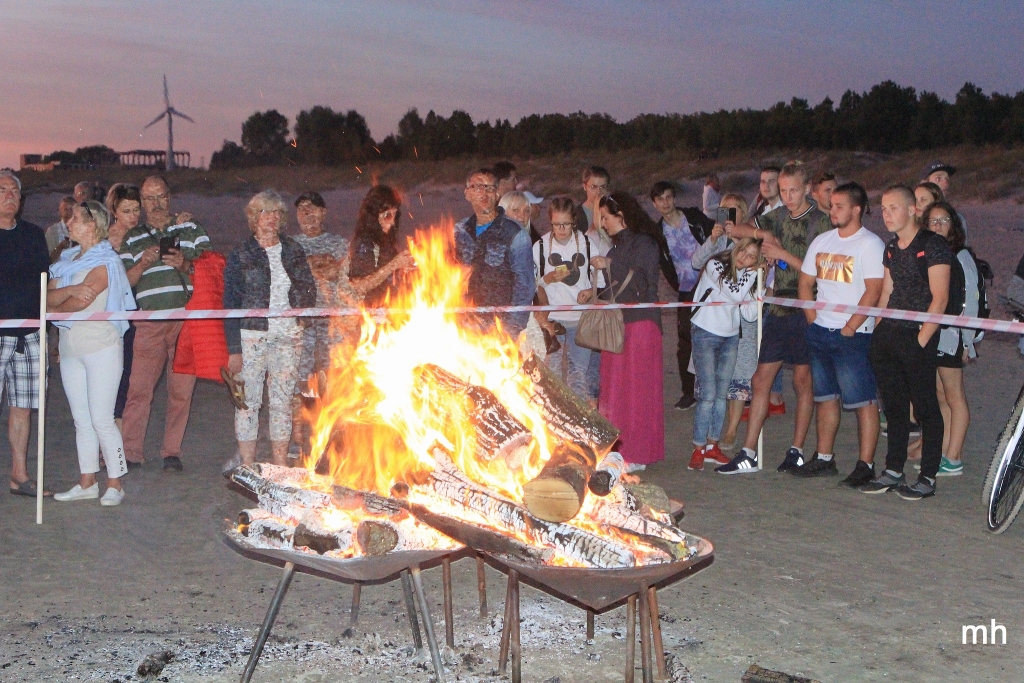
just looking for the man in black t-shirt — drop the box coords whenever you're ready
[861,185,952,500]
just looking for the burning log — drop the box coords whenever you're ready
[521,443,596,523]
[356,520,400,555]
[421,450,636,568]
[588,451,624,496]
[230,465,333,511]
[332,484,404,516]
[521,354,619,453]
[238,509,295,549]
[408,503,553,564]
[413,364,533,466]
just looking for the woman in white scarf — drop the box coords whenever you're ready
[48,201,136,506]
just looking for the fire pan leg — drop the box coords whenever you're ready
[240,561,296,683]
[638,584,654,683]
[476,554,488,617]
[442,556,455,648]
[625,594,637,683]
[498,572,514,671]
[510,570,521,683]
[350,582,361,626]
[410,564,446,683]
[647,586,666,680]
[400,570,423,652]
[586,609,595,640]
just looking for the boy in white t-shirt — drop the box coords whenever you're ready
[533,196,603,401]
[795,182,885,486]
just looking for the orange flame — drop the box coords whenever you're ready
[305,223,551,500]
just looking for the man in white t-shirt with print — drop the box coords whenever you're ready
[794,182,884,486]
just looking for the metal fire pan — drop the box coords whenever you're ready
[225,529,457,582]
[485,535,713,611]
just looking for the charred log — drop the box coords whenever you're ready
[356,520,400,555]
[588,451,624,496]
[408,504,553,564]
[413,364,533,465]
[520,353,619,452]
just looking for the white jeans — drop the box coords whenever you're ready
[236,333,300,442]
[59,342,128,478]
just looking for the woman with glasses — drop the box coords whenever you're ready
[224,191,316,466]
[577,192,664,471]
[48,201,136,506]
[909,201,978,477]
[349,185,415,307]
[531,196,601,401]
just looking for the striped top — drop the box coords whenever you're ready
[119,221,211,310]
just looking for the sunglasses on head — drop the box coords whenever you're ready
[79,202,96,222]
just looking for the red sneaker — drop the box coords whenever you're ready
[704,444,731,467]
[687,447,705,471]
[768,401,787,416]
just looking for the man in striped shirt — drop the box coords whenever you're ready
[119,175,210,472]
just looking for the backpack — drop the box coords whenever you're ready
[913,232,964,322]
[968,249,993,319]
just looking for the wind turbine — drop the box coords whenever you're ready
[144,75,194,171]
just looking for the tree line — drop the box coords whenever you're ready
[34,80,1024,169]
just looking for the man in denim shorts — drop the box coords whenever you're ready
[794,183,885,485]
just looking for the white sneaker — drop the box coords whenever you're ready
[100,487,125,506]
[54,483,99,501]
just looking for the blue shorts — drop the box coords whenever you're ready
[805,324,878,409]
[758,312,810,365]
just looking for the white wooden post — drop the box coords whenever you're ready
[756,269,764,470]
[36,272,47,524]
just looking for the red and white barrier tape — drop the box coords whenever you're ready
[3,297,1024,334]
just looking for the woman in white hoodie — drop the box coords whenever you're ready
[687,237,764,471]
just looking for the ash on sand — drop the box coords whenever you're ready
[0,591,702,682]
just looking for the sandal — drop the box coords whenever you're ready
[10,478,53,497]
[220,367,248,411]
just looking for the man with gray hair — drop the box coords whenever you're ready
[0,169,51,497]
[119,175,210,472]
[73,181,91,204]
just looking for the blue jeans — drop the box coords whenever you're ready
[691,326,738,445]
[546,321,595,401]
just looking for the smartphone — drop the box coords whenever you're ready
[555,264,569,273]
[716,207,737,224]
[159,234,180,257]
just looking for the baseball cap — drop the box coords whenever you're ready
[523,191,544,204]
[922,161,956,179]
[295,191,326,208]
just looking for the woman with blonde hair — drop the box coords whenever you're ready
[499,191,533,236]
[687,237,765,470]
[49,201,136,505]
[224,191,316,466]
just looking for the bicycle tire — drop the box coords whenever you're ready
[984,384,1024,533]
[983,384,1024,505]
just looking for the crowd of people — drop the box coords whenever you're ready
[0,157,1015,506]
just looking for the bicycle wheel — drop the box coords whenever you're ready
[984,384,1024,533]
[983,384,1024,504]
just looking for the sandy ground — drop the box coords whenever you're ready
[3,186,1024,682]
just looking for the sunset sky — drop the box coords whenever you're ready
[2,0,1023,169]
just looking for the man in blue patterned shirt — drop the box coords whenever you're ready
[650,181,715,410]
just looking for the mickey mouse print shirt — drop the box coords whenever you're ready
[532,230,604,323]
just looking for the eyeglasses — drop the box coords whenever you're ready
[259,208,283,216]
[928,217,951,226]
[79,202,96,223]
[379,209,398,220]
[141,193,169,202]
[551,222,575,229]
[586,184,608,193]
[467,184,497,193]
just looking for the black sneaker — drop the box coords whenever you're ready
[674,394,696,411]
[897,476,936,501]
[839,461,875,488]
[793,453,838,477]
[715,451,759,475]
[776,447,805,473]
[859,470,904,494]
[162,456,184,472]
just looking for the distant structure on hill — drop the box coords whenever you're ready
[19,149,191,171]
